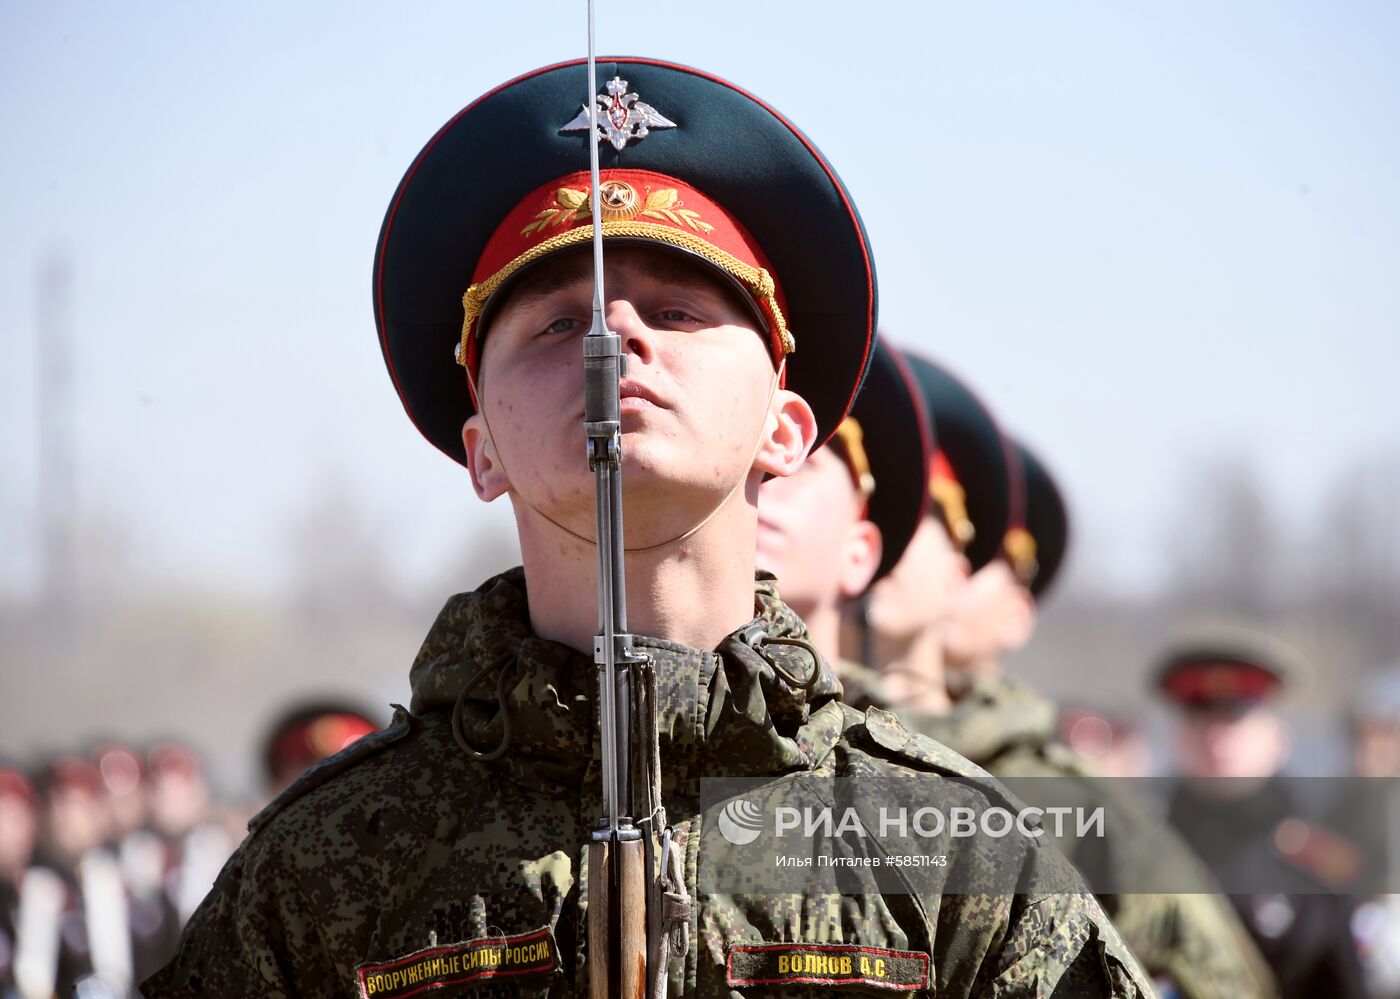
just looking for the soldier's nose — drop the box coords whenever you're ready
[607,300,656,365]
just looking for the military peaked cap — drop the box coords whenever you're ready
[1006,440,1069,598]
[900,354,1013,571]
[374,58,878,464]
[836,341,930,582]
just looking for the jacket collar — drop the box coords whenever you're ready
[408,568,848,790]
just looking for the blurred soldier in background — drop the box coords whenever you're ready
[32,758,106,887]
[0,764,39,994]
[1059,703,1155,780]
[1159,635,1368,998]
[92,747,143,851]
[92,747,146,853]
[259,701,381,797]
[845,352,1276,999]
[1340,666,1400,876]
[1,720,393,997]
[3,740,238,997]
[1350,667,1400,783]
[1338,666,1400,997]
[17,755,132,997]
[144,744,230,930]
[93,743,174,987]
[28,757,106,995]
[144,746,207,853]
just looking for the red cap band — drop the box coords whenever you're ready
[0,766,36,805]
[272,714,378,777]
[1162,661,1282,706]
[457,169,792,392]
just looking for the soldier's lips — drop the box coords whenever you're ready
[619,381,667,410]
[619,396,661,412]
[566,383,669,417]
[570,383,669,420]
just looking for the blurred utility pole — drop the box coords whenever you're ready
[1166,456,1278,618]
[35,252,79,624]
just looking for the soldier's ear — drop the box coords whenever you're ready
[838,520,883,600]
[753,390,818,478]
[462,414,510,501]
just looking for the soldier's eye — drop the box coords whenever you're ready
[655,308,696,324]
[544,317,582,336]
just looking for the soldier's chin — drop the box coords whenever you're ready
[940,624,978,664]
[860,600,921,641]
[618,439,716,484]
[618,473,743,539]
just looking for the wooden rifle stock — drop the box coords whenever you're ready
[588,834,648,999]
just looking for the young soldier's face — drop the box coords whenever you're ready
[464,246,815,544]
[862,515,970,640]
[1354,716,1400,778]
[0,790,35,877]
[1175,705,1289,785]
[941,559,1036,667]
[755,445,881,619]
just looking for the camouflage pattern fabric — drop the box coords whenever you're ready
[833,658,892,716]
[145,570,1149,998]
[883,670,1277,999]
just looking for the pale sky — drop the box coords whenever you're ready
[2,0,1398,601]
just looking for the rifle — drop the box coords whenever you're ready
[580,5,687,997]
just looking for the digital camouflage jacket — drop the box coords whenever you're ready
[146,571,1149,998]
[885,670,1277,999]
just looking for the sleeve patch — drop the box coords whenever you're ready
[355,925,559,998]
[726,942,930,991]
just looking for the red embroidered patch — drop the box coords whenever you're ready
[356,925,558,998]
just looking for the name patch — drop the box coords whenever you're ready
[727,942,930,992]
[356,925,558,997]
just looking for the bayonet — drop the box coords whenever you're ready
[580,5,660,998]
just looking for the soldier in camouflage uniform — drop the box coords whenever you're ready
[920,667,1277,999]
[841,354,1275,998]
[145,60,1150,997]
[755,339,929,675]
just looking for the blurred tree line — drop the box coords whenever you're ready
[1029,452,1400,733]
